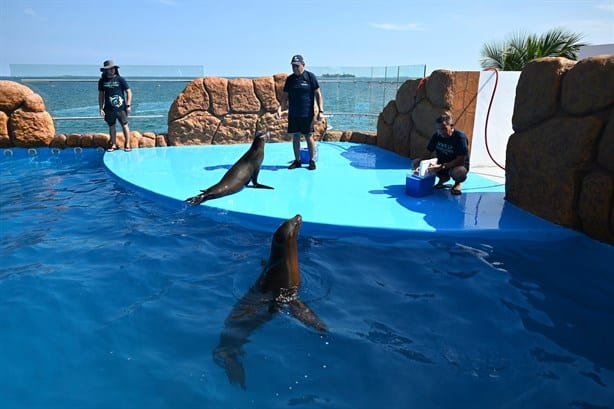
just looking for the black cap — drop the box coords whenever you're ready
[291,55,305,65]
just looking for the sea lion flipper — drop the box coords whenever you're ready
[288,299,327,332]
[213,347,246,389]
[252,182,274,190]
[185,192,206,205]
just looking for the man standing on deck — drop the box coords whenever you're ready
[98,60,132,152]
[411,114,470,195]
[277,54,324,171]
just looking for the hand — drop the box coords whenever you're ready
[126,106,132,113]
[274,107,282,120]
[317,112,324,122]
[99,109,105,117]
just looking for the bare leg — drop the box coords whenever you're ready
[305,133,316,160]
[122,123,131,149]
[292,133,301,161]
[109,126,117,147]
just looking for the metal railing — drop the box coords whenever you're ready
[10,64,426,133]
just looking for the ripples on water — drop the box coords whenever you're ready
[0,151,613,409]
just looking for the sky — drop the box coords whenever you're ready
[0,0,612,77]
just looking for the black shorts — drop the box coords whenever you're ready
[104,109,128,126]
[288,116,314,135]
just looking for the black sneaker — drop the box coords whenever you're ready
[308,160,316,170]
[288,160,301,169]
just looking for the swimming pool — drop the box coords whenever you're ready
[1,148,612,409]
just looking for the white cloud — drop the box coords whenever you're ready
[369,22,423,31]
[23,7,47,21]
[595,2,614,12]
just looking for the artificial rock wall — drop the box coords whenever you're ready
[506,55,614,244]
[376,70,479,158]
[0,80,55,147]
[167,74,327,145]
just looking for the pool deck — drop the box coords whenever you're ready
[102,142,576,240]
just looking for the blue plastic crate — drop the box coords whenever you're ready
[406,174,436,197]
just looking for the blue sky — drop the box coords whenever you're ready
[0,0,612,77]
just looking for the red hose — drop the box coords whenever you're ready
[483,68,506,170]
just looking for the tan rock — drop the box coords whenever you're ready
[597,112,614,173]
[382,100,398,125]
[323,130,342,142]
[66,133,82,147]
[0,80,34,112]
[411,99,445,138]
[228,78,261,114]
[139,135,156,148]
[0,111,7,137]
[506,115,603,227]
[512,57,575,132]
[561,55,614,115]
[273,73,288,107]
[313,118,327,140]
[0,134,12,148]
[391,113,412,156]
[376,115,394,151]
[81,134,95,147]
[349,131,376,145]
[214,114,258,144]
[8,110,54,147]
[425,70,454,108]
[578,170,614,243]
[168,78,208,122]
[129,131,142,149]
[395,78,423,114]
[409,129,431,159]
[168,111,219,145]
[93,133,110,148]
[50,134,67,148]
[339,131,353,142]
[156,134,168,147]
[253,76,279,112]
[23,93,46,112]
[256,112,287,141]
[204,77,229,116]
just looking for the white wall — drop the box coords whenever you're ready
[470,70,521,169]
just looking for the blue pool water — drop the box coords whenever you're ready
[1,148,613,409]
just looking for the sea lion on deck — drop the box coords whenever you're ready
[185,132,273,205]
[213,214,327,389]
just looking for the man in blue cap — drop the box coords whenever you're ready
[277,54,324,170]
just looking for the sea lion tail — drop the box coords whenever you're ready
[213,346,246,389]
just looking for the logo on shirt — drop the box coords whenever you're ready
[110,95,124,108]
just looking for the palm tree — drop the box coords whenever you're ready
[480,28,588,71]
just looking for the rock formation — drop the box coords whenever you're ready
[506,55,614,243]
[167,74,327,145]
[376,70,479,158]
[0,80,55,147]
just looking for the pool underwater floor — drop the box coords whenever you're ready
[103,142,577,241]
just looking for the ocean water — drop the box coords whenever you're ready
[1,150,613,409]
[13,77,404,136]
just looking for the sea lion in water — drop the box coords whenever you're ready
[213,214,327,389]
[185,132,273,205]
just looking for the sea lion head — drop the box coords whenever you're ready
[251,132,269,148]
[272,214,301,244]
